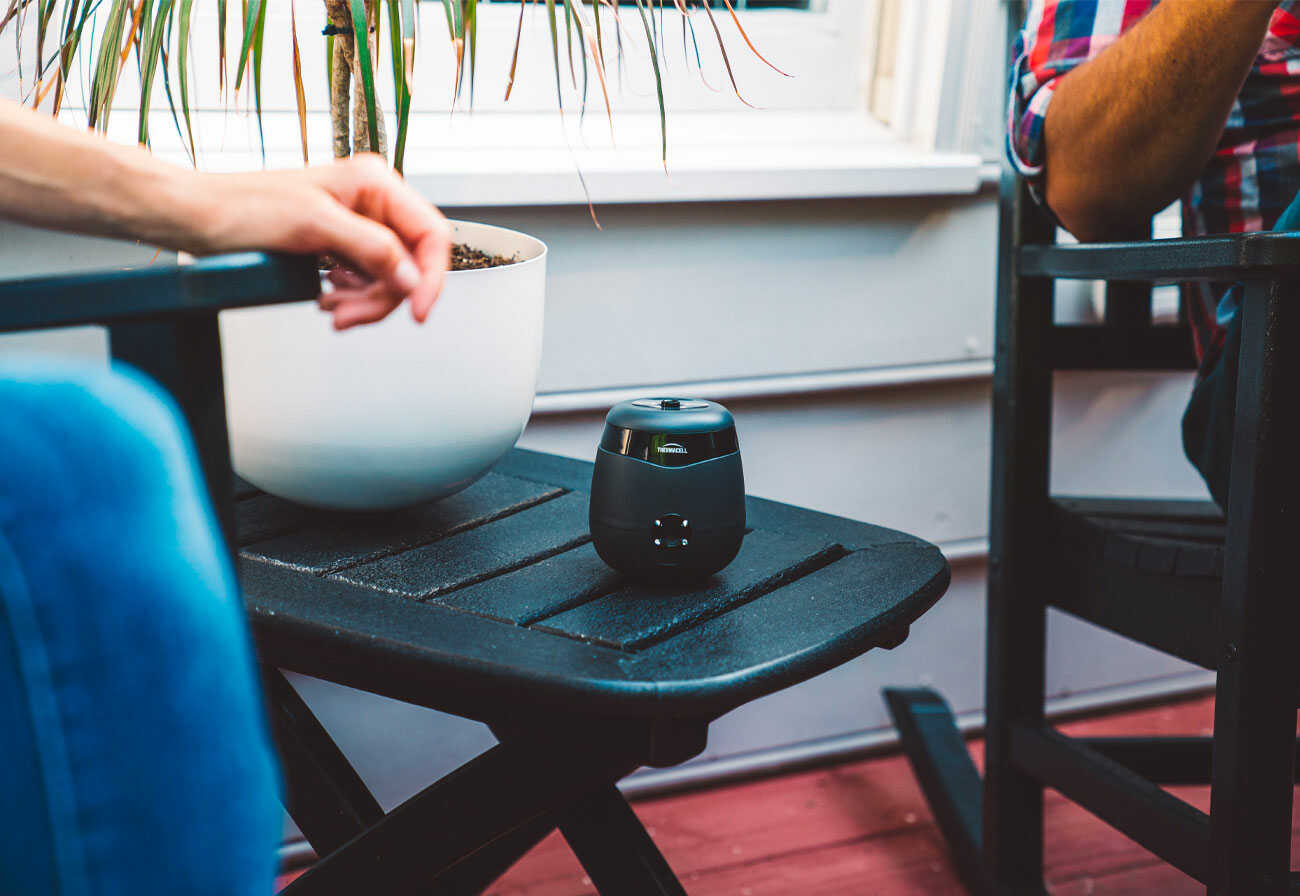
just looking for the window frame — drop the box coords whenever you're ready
[4,0,996,205]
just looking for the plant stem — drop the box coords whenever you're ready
[325,0,352,157]
[350,0,386,154]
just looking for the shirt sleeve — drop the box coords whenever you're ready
[1007,1,1154,185]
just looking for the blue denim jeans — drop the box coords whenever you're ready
[0,361,281,895]
[1182,190,1300,509]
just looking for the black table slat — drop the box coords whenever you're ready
[534,530,845,651]
[436,542,624,625]
[237,494,315,546]
[242,474,563,575]
[743,495,928,553]
[240,449,952,719]
[331,491,591,598]
[233,476,261,501]
[629,545,948,709]
[499,450,927,553]
[492,449,593,493]
[241,558,649,722]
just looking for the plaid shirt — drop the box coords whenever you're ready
[1009,0,1300,363]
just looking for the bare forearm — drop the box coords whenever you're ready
[0,97,453,329]
[1043,0,1279,241]
[0,98,207,250]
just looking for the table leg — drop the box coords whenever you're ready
[561,784,686,896]
[263,667,385,856]
[884,688,991,896]
[427,811,560,894]
[280,728,643,896]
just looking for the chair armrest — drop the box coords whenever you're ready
[0,251,321,333]
[1020,232,1300,283]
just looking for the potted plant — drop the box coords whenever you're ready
[1,0,780,509]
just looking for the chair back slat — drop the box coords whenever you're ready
[1,252,318,556]
[1103,221,1155,329]
[109,317,237,552]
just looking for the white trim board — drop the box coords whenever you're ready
[96,109,984,206]
[531,360,994,415]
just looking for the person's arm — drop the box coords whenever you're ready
[1040,0,1279,242]
[0,97,451,329]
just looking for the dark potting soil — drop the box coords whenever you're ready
[452,244,517,271]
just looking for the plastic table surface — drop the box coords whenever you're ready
[239,448,950,725]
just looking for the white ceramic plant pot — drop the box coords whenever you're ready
[220,221,546,510]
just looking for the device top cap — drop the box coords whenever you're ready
[605,398,734,435]
[600,399,738,467]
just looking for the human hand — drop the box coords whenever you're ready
[182,154,451,330]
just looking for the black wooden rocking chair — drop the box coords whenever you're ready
[885,4,1300,894]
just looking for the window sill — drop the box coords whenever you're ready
[145,110,986,207]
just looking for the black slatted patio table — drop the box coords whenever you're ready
[240,447,949,896]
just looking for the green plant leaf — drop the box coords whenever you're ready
[233,0,261,88]
[216,0,226,90]
[251,0,266,157]
[561,0,574,89]
[563,0,587,118]
[387,0,413,170]
[503,0,526,101]
[542,0,562,111]
[35,0,55,79]
[467,0,477,107]
[86,0,132,131]
[137,0,175,145]
[630,0,665,163]
[571,1,610,135]
[682,3,717,92]
[698,0,753,109]
[176,0,196,158]
[718,0,790,77]
[348,0,378,150]
[438,0,453,40]
[134,0,155,71]
[290,0,308,164]
[154,2,193,162]
[53,0,91,113]
[159,45,191,159]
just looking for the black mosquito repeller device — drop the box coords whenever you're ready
[590,398,745,582]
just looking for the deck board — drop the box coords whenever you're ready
[276,693,1278,895]
[466,693,1299,895]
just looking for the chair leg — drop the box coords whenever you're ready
[560,784,687,896]
[983,170,1053,894]
[1208,278,1300,896]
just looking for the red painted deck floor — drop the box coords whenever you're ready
[280,692,1300,894]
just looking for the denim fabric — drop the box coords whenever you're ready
[1182,189,1300,508]
[0,361,281,895]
